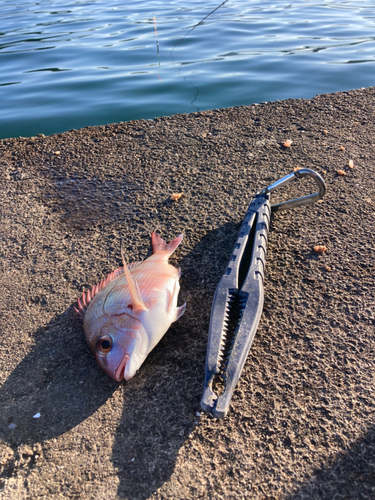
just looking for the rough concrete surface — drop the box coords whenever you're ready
[0,87,374,499]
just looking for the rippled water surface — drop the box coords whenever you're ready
[1,0,375,138]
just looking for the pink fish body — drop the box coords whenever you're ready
[76,232,185,381]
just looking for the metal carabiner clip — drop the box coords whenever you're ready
[259,168,326,212]
[201,168,326,418]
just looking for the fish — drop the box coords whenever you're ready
[75,232,186,381]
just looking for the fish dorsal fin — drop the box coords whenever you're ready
[75,262,142,319]
[121,250,147,313]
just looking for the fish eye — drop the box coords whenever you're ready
[96,335,113,354]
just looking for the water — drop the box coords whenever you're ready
[1,0,375,139]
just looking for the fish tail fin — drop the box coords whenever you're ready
[151,232,183,257]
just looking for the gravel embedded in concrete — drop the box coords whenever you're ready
[0,87,374,499]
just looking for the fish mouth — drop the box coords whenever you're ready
[114,354,129,382]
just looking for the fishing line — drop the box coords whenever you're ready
[170,0,230,111]
[171,0,230,53]
[153,16,162,81]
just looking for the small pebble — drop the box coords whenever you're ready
[337,170,346,176]
[338,146,345,151]
[54,151,60,155]
[33,412,41,419]
[196,411,201,417]
[348,159,354,168]
[283,139,293,147]
[314,245,327,254]
[170,192,184,201]
[325,265,332,272]
[323,130,328,135]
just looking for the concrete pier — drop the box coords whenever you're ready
[0,87,374,499]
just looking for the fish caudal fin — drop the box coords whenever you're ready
[121,250,148,313]
[151,232,183,257]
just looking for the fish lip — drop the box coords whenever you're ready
[114,354,129,382]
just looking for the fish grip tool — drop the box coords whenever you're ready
[201,168,326,419]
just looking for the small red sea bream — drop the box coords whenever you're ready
[75,232,186,381]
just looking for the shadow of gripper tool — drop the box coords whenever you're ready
[201,168,326,418]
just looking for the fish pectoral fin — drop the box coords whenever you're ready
[132,285,148,313]
[121,250,147,312]
[175,303,186,321]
